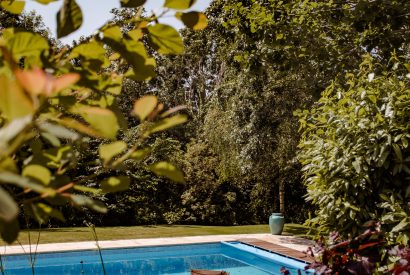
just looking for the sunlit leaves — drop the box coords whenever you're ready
[57,0,83,38]
[130,148,151,161]
[176,11,208,30]
[148,24,184,55]
[0,115,32,151]
[0,172,52,195]
[0,0,196,243]
[145,114,188,136]
[100,176,130,193]
[149,161,185,183]
[72,106,120,139]
[22,165,51,185]
[0,158,18,173]
[102,26,156,81]
[120,0,146,8]
[0,1,25,14]
[35,0,58,4]
[6,32,49,63]
[69,41,108,71]
[99,141,127,164]
[0,76,34,120]
[70,194,107,213]
[164,0,196,10]
[133,95,158,121]
[29,203,65,224]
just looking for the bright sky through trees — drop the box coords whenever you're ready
[25,0,212,44]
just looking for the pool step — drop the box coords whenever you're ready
[236,238,315,264]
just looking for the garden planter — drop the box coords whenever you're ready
[269,213,284,235]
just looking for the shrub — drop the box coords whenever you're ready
[297,55,410,243]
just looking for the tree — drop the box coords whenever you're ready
[0,0,207,243]
[201,0,410,220]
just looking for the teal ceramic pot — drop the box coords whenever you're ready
[269,213,285,235]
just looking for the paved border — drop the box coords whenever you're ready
[0,233,314,256]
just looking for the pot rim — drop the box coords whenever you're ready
[270,212,284,216]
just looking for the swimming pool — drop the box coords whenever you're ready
[2,242,309,274]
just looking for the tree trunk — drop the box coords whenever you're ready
[279,181,285,214]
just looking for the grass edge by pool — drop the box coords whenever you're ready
[8,224,313,245]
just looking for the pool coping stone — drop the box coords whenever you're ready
[0,233,314,256]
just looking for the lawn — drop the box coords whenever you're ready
[8,224,313,245]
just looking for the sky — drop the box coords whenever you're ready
[25,0,212,44]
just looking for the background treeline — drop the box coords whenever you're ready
[4,0,409,229]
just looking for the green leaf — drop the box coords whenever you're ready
[22,165,52,185]
[0,186,18,222]
[41,132,61,147]
[0,1,25,14]
[0,218,19,244]
[392,144,403,161]
[148,24,184,55]
[70,194,107,213]
[133,95,158,121]
[7,32,49,61]
[0,77,34,120]
[130,148,151,161]
[0,171,53,195]
[0,157,18,173]
[35,0,58,4]
[72,106,120,139]
[69,41,105,59]
[102,25,122,41]
[0,115,32,151]
[102,27,156,80]
[30,203,65,224]
[352,159,361,174]
[391,218,409,232]
[38,122,80,141]
[99,141,127,163]
[57,0,83,38]
[120,0,146,7]
[149,161,185,183]
[73,185,101,194]
[176,11,208,30]
[164,0,196,10]
[69,41,107,70]
[101,176,130,193]
[145,114,188,136]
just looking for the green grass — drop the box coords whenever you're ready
[7,224,313,245]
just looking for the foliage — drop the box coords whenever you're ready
[389,245,410,275]
[306,222,410,275]
[297,56,410,243]
[306,222,386,274]
[0,0,207,243]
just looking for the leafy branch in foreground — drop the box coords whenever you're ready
[0,0,207,243]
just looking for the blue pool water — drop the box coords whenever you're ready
[2,242,309,274]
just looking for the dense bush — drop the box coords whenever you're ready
[297,56,410,243]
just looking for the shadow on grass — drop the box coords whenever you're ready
[284,224,318,239]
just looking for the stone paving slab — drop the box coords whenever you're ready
[0,233,314,256]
